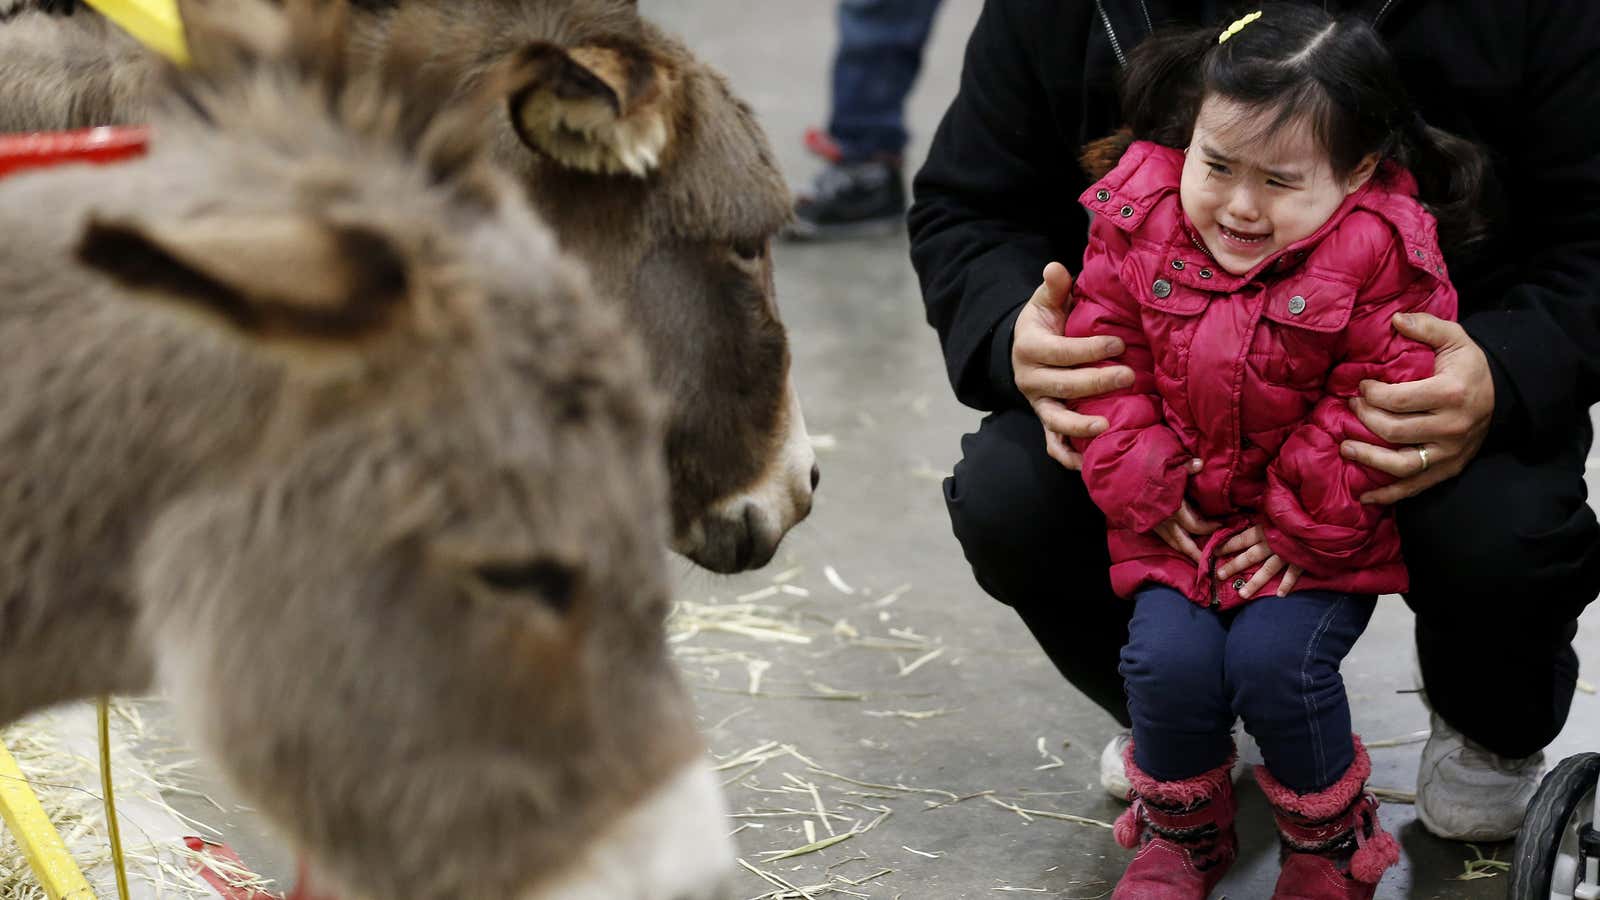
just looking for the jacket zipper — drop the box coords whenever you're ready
[1095,0,1152,67]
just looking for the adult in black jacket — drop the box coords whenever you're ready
[909,0,1600,843]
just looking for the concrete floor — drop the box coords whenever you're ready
[122,2,1598,898]
[642,2,1600,898]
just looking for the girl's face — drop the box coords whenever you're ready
[1180,96,1377,275]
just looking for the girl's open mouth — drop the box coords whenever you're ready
[1219,223,1271,247]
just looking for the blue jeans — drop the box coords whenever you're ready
[1120,586,1377,794]
[827,0,944,161]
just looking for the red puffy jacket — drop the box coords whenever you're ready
[1066,141,1457,608]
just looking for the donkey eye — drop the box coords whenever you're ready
[730,238,765,262]
[474,560,577,614]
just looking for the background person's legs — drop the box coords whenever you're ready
[826,0,944,163]
[943,408,1133,727]
[1398,419,1600,838]
[789,0,944,239]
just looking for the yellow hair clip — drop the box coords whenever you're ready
[1218,10,1263,44]
[83,0,190,65]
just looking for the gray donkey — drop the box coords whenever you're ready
[0,2,733,897]
[0,0,817,574]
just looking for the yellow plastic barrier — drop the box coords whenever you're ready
[83,0,189,65]
[0,739,96,899]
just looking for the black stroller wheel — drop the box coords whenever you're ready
[1510,752,1600,900]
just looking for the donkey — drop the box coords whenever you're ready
[0,0,817,574]
[0,3,733,897]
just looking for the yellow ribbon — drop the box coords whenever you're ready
[83,0,190,65]
[1218,10,1263,44]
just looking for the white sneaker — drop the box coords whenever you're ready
[1100,730,1133,801]
[1099,728,1255,801]
[1416,711,1544,842]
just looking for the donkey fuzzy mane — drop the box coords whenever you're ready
[163,0,501,206]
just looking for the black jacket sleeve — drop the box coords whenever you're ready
[907,1,1095,412]
[1460,1,1600,448]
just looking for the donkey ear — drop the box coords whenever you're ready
[502,40,681,178]
[76,214,412,342]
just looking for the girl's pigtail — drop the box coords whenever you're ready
[1079,128,1134,181]
[1402,117,1491,251]
[1119,26,1214,148]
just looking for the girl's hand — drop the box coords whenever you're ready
[1215,526,1303,598]
[1152,500,1220,564]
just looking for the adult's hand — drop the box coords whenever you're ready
[1339,313,1495,504]
[1013,262,1134,469]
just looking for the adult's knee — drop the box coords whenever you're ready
[943,410,1107,606]
[1399,445,1600,624]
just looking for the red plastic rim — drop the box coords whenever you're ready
[0,126,150,179]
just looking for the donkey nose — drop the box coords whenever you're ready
[809,462,821,492]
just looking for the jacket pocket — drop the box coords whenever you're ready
[1124,256,1208,379]
[1248,275,1358,390]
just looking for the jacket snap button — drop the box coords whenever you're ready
[1232,578,1247,591]
[1199,268,1213,279]
[1171,260,1186,271]
[1120,205,1134,218]
[1096,189,1111,202]
[1287,295,1307,315]
[1152,279,1173,299]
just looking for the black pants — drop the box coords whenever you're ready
[944,408,1600,758]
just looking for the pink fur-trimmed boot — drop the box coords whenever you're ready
[1111,744,1238,900]
[1254,737,1401,899]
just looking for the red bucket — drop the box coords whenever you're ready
[0,126,149,179]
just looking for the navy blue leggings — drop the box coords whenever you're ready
[1120,586,1377,794]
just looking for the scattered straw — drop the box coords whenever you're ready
[923,791,996,811]
[759,832,856,862]
[895,649,945,678]
[1369,787,1416,805]
[1454,845,1509,881]
[0,702,244,900]
[900,845,942,859]
[868,585,911,609]
[823,567,856,596]
[746,660,773,696]
[1034,737,1066,771]
[739,858,818,900]
[1365,730,1430,749]
[668,599,813,646]
[984,796,1114,830]
[863,709,957,722]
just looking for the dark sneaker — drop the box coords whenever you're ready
[785,159,906,241]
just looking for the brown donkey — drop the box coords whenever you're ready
[0,4,733,897]
[0,0,817,573]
